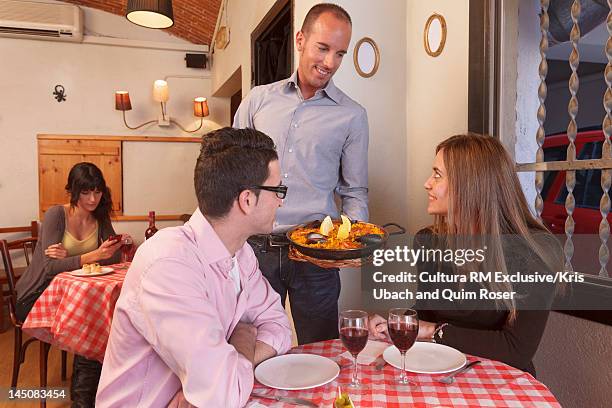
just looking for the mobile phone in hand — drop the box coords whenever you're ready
[108,234,123,244]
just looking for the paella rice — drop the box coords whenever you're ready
[290,221,385,249]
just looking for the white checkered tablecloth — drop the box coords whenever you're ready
[22,263,129,362]
[248,339,561,408]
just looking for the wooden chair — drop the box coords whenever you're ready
[0,221,39,330]
[0,239,67,408]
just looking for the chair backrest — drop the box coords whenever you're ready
[1,239,18,318]
[5,238,37,266]
[0,221,39,238]
[0,220,39,268]
[1,237,38,325]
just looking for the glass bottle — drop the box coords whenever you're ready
[145,211,158,240]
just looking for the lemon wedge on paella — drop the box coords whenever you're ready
[337,214,352,240]
[320,216,333,236]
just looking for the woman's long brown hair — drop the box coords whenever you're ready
[432,133,562,322]
[65,162,113,223]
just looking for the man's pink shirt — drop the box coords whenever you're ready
[96,209,292,407]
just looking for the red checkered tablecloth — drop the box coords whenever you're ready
[248,339,561,408]
[22,262,130,362]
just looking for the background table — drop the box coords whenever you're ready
[22,262,129,362]
[248,339,560,407]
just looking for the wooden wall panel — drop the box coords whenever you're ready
[38,139,121,155]
[38,140,122,218]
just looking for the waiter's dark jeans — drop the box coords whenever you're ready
[248,237,341,344]
[15,291,101,408]
[70,355,101,408]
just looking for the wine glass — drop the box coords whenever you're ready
[388,308,419,385]
[339,310,369,388]
[120,236,134,262]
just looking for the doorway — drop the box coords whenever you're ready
[251,0,293,87]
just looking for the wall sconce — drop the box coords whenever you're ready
[115,80,208,133]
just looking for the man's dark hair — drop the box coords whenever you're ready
[301,3,352,35]
[65,162,113,222]
[194,127,278,218]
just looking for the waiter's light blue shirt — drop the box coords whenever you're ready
[233,72,369,232]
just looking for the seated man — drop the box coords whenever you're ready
[96,127,292,407]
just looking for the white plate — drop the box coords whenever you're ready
[255,353,339,390]
[383,342,466,374]
[69,267,114,277]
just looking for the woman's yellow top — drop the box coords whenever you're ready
[61,224,99,257]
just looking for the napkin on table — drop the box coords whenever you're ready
[340,340,389,365]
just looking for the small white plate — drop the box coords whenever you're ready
[255,353,339,390]
[383,342,466,374]
[69,267,114,277]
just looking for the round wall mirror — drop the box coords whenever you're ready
[424,13,447,57]
[353,37,380,78]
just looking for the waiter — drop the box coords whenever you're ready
[234,3,369,344]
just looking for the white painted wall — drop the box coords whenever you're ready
[515,1,612,406]
[210,0,278,95]
[0,3,229,243]
[404,0,470,233]
[535,311,612,408]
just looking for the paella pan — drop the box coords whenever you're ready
[287,217,405,260]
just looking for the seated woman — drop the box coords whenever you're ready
[369,133,562,376]
[15,161,130,408]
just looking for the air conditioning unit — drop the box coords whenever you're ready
[0,0,83,42]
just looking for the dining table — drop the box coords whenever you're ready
[20,262,561,407]
[22,262,130,362]
[247,339,561,408]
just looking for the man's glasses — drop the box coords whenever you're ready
[243,184,288,199]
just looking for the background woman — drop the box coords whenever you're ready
[369,133,562,376]
[15,162,129,408]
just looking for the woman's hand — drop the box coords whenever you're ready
[417,320,437,340]
[368,314,389,341]
[45,243,67,259]
[95,238,123,260]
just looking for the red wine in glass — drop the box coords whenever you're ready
[121,239,134,262]
[339,310,368,388]
[340,327,368,355]
[388,322,418,353]
[388,308,419,385]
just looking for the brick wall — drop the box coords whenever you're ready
[64,0,222,45]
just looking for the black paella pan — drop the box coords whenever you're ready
[286,220,406,260]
